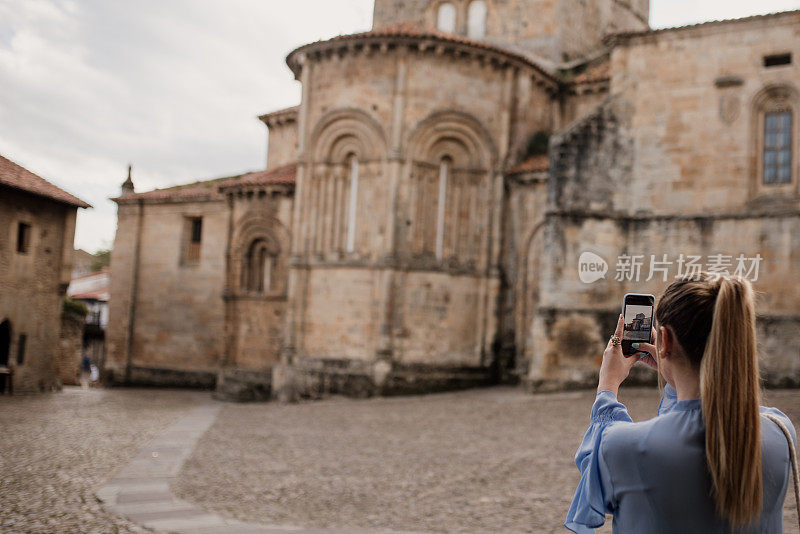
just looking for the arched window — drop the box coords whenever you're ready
[435,157,451,260]
[437,2,457,33]
[467,1,487,39]
[345,154,359,253]
[244,238,277,293]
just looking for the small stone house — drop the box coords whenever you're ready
[0,154,91,393]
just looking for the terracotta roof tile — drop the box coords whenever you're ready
[507,154,549,175]
[609,9,800,43]
[288,25,558,85]
[114,164,297,203]
[571,60,610,84]
[69,266,109,281]
[113,175,233,203]
[219,164,297,190]
[0,154,91,208]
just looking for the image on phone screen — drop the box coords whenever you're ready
[621,293,654,355]
[623,305,653,343]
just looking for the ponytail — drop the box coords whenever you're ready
[700,277,762,527]
[656,275,763,527]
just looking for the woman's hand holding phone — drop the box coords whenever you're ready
[625,328,658,371]
[597,314,638,396]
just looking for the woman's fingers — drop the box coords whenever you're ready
[606,314,624,350]
[615,314,624,337]
[637,353,658,371]
[633,342,657,355]
[631,342,658,370]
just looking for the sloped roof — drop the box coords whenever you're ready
[219,164,297,190]
[0,154,91,208]
[507,154,549,175]
[570,60,610,84]
[112,174,234,203]
[67,267,109,301]
[70,288,109,301]
[287,24,558,86]
[113,164,297,203]
[609,9,800,43]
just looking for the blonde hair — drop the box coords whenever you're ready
[655,275,762,527]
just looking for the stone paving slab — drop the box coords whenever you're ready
[96,399,425,534]
[0,387,202,533]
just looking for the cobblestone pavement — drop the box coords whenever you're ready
[0,387,200,534]
[175,387,800,534]
[1,387,797,534]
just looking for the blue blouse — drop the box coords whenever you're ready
[565,384,797,533]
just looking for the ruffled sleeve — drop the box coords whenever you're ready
[656,383,678,416]
[565,391,633,533]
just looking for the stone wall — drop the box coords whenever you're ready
[608,11,800,213]
[224,190,294,372]
[522,13,800,388]
[393,271,490,366]
[499,169,548,380]
[105,7,800,398]
[560,83,609,129]
[264,114,298,170]
[106,197,229,386]
[0,187,76,393]
[283,33,556,396]
[57,312,84,386]
[105,202,138,382]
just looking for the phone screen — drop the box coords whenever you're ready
[622,294,654,355]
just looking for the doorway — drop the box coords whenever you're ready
[0,320,10,367]
[0,319,11,394]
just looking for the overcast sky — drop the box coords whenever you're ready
[2,0,799,253]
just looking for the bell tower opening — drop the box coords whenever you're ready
[372,0,650,63]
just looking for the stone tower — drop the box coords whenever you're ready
[276,0,562,395]
[372,0,650,64]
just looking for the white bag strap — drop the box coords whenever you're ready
[762,412,799,529]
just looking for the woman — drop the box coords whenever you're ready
[565,275,797,533]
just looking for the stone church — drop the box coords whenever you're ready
[106,1,800,400]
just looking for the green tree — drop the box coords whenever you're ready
[90,249,111,272]
[63,298,88,318]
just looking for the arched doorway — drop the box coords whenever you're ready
[517,221,545,376]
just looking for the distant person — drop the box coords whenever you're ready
[566,275,798,533]
[89,364,99,386]
[79,356,91,389]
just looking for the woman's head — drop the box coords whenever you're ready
[655,275,763,527]
[655,276,722,366]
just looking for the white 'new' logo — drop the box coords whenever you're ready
[578,251,608,284]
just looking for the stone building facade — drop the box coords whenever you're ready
[106,2,800,399]
[0,154,90,393]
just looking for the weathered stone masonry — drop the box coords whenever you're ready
[106,3,800,398]
[0,156,90,393]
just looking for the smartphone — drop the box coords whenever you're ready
[621,293,655,356]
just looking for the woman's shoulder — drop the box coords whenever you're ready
[600,414,662,454]
[759,405,797,445]
[600,408,703,466]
